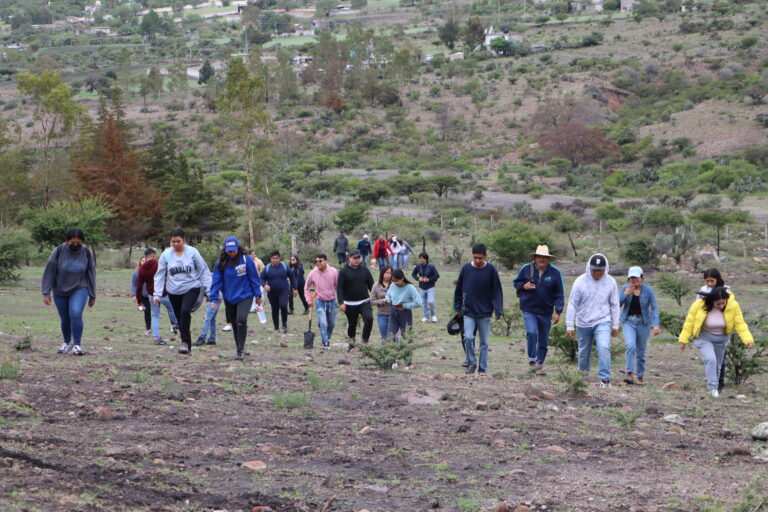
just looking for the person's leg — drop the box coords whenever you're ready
[360,302,373,343]
[224,302,233,326]
[326,300,337,340]
[426,288,436,319]
[623,319,638,375]
[315,299,330,346]
[387,309,401,343]
[576,325,595,377]
[377,312,390,340]
[536,313,552,365]
[634,322,652,378]
[224,300,237,345]
[476,316,491,373]
[141,296,151,330]
[151,299,162,341]
[712,339,728,388]
[345,304,359,340]
[53,294,72,345]
[463,316,478,370]
[523,311,539,364]
[403,253,409,270]
[288,294,295,314]
[268,292,280,330]
[178,288,200,349]
[278,290,290,329]
[595,322,612,383]
[168,294,183,333]
[161,295,179,330]
[420,288,430,321]
[233,298,251,355]
[67,288,89,347]
[693,338,719,390]
[299,291,309,311]
[207,304,219,344]
[718,341,728,391]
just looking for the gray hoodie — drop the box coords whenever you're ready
[41,243,96,300]
[153,245,211,299]
[565,253,620,330]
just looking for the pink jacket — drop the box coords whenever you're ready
[304,265,339,303]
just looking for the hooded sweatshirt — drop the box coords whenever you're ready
[209,253,262,305]
[565,253,620,330]
[153,245,211,299]
[41,243,96,299]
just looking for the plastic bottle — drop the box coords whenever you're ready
[256,305,267,324]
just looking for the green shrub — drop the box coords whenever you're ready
[644,207,685,228]
[487,221,553,270]
[0,359,20,381]
[21,197,113,250]
[334,203,369,234]
[657,273,691,308]
[659,310,682,337]
[0,228,30,284]
[273,392,310,410]
[726,336,767,387]
[360,331,428,370]
[621,237,658,266]
[558,365,587,395]
[490,305,522,337]
[549,323,577,363]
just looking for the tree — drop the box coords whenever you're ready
[0,228,29,284]
[73,115,165,246]
[490,37,512,56]
[0,119,29,227]
[429,175,460,198]
[139,10,162,40]
[315,0,335,16]
[657,273,691,309]
[21,197,114,250]
[16,70,87,206]
[351,0,368,9]
[529,96,607,132]
[146,66,164,99]
[168,62,188,93]
[356,181,391,204]
[554,211,580,258]
[217,57,270,247]
[487,221,554,270]
[334,203,369,233]
[538,123,620,166]
[462,17,485,51]
[198,60,215,85]
[438,19,460,51]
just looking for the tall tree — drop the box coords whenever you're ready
[462,17,485,51]
[198,60,215,84]
[168,62,189,92]
[0,119,30,227]
[438,19,460,51]
[140,10,162,40]
[539,123,620,166]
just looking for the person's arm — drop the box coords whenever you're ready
[385,240,394,256]
[385,285,394,305]
[371,284,386,306]
[491,266,504,318]
[41,247,59,301]
[565,280,581,331]
[209,265,222,304]
[730,301,754,345]
[512,265,528,292]
[246,257,262,299]
[259,267,268,287]
[411,266,419,280]
[304,270,314,304]
[453,267,464,313]
[553,268,564,315]
[610,280,620,331]
[366,269,374,291]
[430,265,440,284]
[86,248,97,303]
[678,300,699,344]
[287,264,297,290]
[336,269,346,304]
[403,285,422,309]
[153,252,167,301]
[649,287,660,328]
[131,271,139,298]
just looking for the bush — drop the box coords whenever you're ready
[360,331,429,370]
[644,207,685,228]
[334,204,369,234]
[726,336,767,387]
[21,197,113,249]
[487,221,553,270]
[657,273,691,308]
[273,392,310,410]
[621,237,658,266]
[0,359,20,381]
[0,228,30,284]
[549,323,577,363]
[558,365,587,395]
[659,310,682,337]
[490,305,522,337]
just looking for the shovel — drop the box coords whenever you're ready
[303,292,315,350]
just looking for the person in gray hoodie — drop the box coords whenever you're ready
[41,228,96,356]
[565,253,620,387]
[153,228,212,355]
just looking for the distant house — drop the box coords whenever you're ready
[5,42,23,50]
[620,0,638,11]
[85,26,116,36]
[483,25,524,51]
[571,0,604,11]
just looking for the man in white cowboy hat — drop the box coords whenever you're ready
[513,245,565,369]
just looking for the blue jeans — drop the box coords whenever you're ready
[400,253,409,269]
[391,254,400,270]
[377,257,388,269]
[53,288,89,346]
[198,301,219,343]
[463,316,491,373]
[420,288,435,319]
[388,308,413,343]
[577,322,612,382]
[623,316,651,377]
[377,312,390,340]
[523,311,552,364]
[160,295,178,327]
[314,298,337,346]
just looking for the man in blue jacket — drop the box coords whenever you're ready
[453,244,503,375]
[513,245,564,369]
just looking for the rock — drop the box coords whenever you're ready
[755,449,768,462]
[242,460,267,471]
[540,391,556,400]
[356,426,373,437]
[152,458,166,465]
[260,443,288,456]
[429,497,440,509]
[645,406,662,415]
[662,382,683,391]
[543,445,568,455]
[492,439,505,447]
[735,394,748,400]
[725,445,752,456]
[337,360,351,365]
[165,392,185,401]
[514,506,531,512]
[663,414,685,426]
[489,402,502,410]
[442,373,457,381]
[94,406,116,420]
[524,386,544,400]
[363,483,389,493]
[252,507,275,512]
[493,502,512,512]
[105,446,127,457]
[208,447,230,457]
[751,423,768,441]
[400,390,441,405]
[509,469,528,476]
[476,401,488,411]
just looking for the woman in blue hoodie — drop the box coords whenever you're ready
[209,237,263,360]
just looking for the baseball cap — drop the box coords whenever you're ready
[589,255,607,270]
[349,249,362,258]
[223,236,240,252]
[627,266,643,278]
[363,234,369,239]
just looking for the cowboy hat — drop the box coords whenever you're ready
[529,245,555,259]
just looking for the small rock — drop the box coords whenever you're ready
[755,449,768,462]
[338,360,351,365]
[735,394,748,400]
[663,414,685,426]
[208,447,230,457]
[645,406,662,415]
[540,391,557,400]
[442,373,457,381]
[456,425,471,433]
[543,445,568,455]
[260,443,288,456]
[356,426,373,437]
[662,382,683,391]
[252,507,274,512]
[494,502,512,512]
[94,406,116,420]
[152,458,166,465]
[430,351,440,357]
[751,422,768,441]
[492,439,505,447]
[363,483,389,493]
[509,469,528,476]
[165,392,185,401]
[725,445,752,456]
[105,446,127,457]
[242,460,267,471]
[514,505,531,512]
[489,402,502,410]
[476,401,488,411]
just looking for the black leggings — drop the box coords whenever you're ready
[140,296,151,330]
[345,302,373,343]
[289,291,309,312]
[268,289,289,329]
[168,288,200,346]
[224,298,251,354]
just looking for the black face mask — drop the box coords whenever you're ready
[69,243,82,252]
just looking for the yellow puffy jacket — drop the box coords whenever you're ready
[678,297,754,345]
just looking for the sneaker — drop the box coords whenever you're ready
[478,370,488,376]
[710,389,719,398]
[234,353,244,361]
[465,365,477,374]
[178,343,190,354]
[58,342,74,354]
[322,342,330,350]
[637,376,644,384]
[391,362,399,370]
[154,338,167,345]
[281,325,289,333]
[421,317,428,323]
[222,324,233,332]
[171,325,179,335]
[431,315,438,323]
[600,380,611,388]
[461,361,470,368]
[193,338,206,346]
[72,345,84,356]
[145,329,152,336]
[528,361,537,368]
[206,340,216,345]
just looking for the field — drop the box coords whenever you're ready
[2,263,768,512]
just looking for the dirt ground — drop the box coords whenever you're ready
[1,267,767,512]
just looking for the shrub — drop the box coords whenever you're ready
[644,207,685,228]
[558,364,587,394]
[726,336,767,387]
[621,237,658,266]
[487,221,553,270]
[21,197,113,249]
[334,204,369,234]
[360,331,429,370]
[659,310,682,337]
[0,228,30,284]
[549,323,577,363]
[0,359,20,381]
[273,392,310,410]
[490,305,523,337]
[657,273,691,308]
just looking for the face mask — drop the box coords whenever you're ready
[69,243,82,252]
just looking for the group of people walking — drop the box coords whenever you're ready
[41,228,755,396]
[333,232,415,271]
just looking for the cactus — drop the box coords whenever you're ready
[654,226,696,265]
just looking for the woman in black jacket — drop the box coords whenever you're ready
[289,255,309,315]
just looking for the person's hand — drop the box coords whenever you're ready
[263,285,270,292]
[680,343,687,350]
[132,295,138,303]
[153,297,160,306]
[210,302,218,310]
[552,313,560,325]
[567,329,574,339]
[43,297,51,306]
[339,304,346,311]
[611,328,619,337]
[624,286,633,296]
[292,289,298,296]
[88,298,95,308]
[256,297,263,306]
[652,326,660,336]
[524,281,536,290]
[745,342,755,350]
[395,304,404,311]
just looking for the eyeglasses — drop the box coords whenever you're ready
[315,259,325,263]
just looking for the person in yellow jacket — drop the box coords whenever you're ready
[679,287,754,397]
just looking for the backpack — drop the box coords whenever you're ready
[55,243,94,269]
[265,261,290,282]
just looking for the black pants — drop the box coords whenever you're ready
[168,288,200,347]
[719,359,726,391]
[225,302,234,325]
[344,301,373,343]
[336,252,347,265]
[225,298,251,355]
[289,291,309,312]
[268,289,289,329]
[140,296,151,330]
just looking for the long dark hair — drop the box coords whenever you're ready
[217,246,247,271]
[391,268,411,284]
[65,228,85,242]
[378,265,393,285]
[702,268,725,288]
[290,254,302,268]
[703,287,730,312]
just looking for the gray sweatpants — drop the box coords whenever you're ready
[693,330,729,390]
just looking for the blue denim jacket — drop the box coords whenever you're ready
[619,284,660,327]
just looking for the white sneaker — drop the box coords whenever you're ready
[72,345,84,356]
[391,362,399,370]
[600,380,611,388]
[58,342,73,354]
[710,389,719,398]
[431,315,438,323]
[222,324,233,332]
[421,317,428,323]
